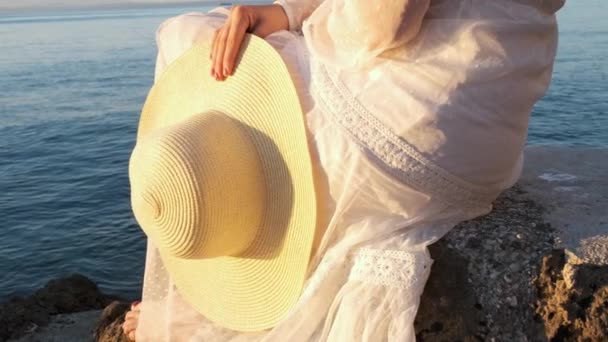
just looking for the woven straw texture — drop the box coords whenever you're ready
[129,34,317,331]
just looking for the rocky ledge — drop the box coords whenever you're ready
[2,146,606,342]
[416,189,607,341]
[416,146,608,341]
[0,274,123,341]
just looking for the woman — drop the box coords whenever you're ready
[123,0,564,340]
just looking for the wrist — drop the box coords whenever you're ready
[247,4,289,37]
[270,4,290,32]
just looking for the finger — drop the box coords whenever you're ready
[122,321,132,335]
[213,27,229,80]
[123,318,137,334]
[210,28,222,77]
[210,29,218,60]
[124,314,136,325]
[223,14,249,77]
[125,310,136,320]
[125,310,140,321]
[128,330,136,341]
[223,7,250,77]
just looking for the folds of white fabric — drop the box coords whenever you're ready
[135,1,562,340]
[301,0,562,189]
[302,0,430,70]
[273,0,323,32]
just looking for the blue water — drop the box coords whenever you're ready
[0,5,216,302]
[0,1,606,301]
[528,1,608,146]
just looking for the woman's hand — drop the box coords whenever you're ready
[210,4,289,81]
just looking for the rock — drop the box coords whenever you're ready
[0,274,124,341]
[94,301,131,342]
[509,263,521,273]
[535,249,608,341]
[415,184,554,340]
[7,310,102,342]
[0,297,51,341]
[414,147,608,341]
[506,296,518,307]
[33,274,111,314]
[415,240,482,341]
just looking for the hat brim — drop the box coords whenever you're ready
[136,34,316,331]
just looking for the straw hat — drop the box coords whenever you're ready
[128,34,316,332]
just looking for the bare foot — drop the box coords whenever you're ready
[122,301,141,341]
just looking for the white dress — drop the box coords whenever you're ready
[136,0,564,340]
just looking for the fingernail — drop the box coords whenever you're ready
[223,67,229,77]
[131,301,140,307]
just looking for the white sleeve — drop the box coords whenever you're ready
[302,0,430,70]
[318,247,433,341]
[273,0,324,32]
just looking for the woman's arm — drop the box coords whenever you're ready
[304,0,430,69]
[273,0,324,32]
[210,4,289,81]
[211,1,325,81]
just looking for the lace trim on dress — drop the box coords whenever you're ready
[349,248,430,289]
[310,60,496,212]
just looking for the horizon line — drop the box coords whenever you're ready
[0,1,269,15]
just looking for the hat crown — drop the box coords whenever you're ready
[129,111,266,258]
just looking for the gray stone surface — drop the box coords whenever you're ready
[417,182,553,341]
[0,273,124,341]
[8,310,100,342]
[519,146,608,265]
[416,146,607,341]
